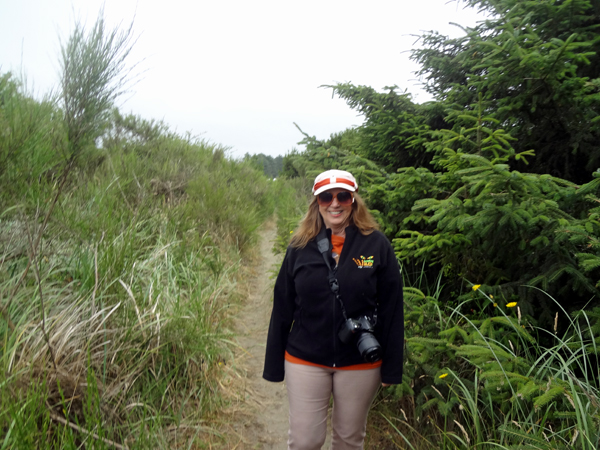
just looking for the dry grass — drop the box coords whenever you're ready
[0,214,248,448]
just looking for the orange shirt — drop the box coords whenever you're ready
[331,233,345,263]
[285,351,382,370]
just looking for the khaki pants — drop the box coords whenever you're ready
[284,360,381,450]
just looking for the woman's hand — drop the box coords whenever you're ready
[381,383,391,387]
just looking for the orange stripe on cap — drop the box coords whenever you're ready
[313,177,356,192]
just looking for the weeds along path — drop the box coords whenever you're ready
[221,219,289,449]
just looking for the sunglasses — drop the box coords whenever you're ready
[317,191,354,206]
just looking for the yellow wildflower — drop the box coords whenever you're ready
[506,302,517,308]
[290,230,294,234]
[493,303,498,307]
[472,284,481,291]
[490,295,494,299]
[439,373,448,379]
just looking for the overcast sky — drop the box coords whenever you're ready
[1,0,485,158]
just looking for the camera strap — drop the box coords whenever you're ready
[316,226,378,325]
[316,226,349,321]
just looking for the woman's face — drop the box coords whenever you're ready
[317,188,353,231]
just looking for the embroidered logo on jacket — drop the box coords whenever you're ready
[352,255,374,269]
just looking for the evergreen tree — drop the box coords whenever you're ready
[324,83,439,172]
[413,0,600,183]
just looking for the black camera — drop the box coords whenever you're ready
[338,316,382,363]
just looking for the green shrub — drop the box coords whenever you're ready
[380,282,600,450]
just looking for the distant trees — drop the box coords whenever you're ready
[243,152,284,178]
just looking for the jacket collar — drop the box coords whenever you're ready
[321,223,358,240]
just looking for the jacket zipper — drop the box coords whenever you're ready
[332,262,338,367]
[332,288,337,367]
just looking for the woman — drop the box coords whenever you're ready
[263,169,404,449]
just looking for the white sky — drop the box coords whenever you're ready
[1,0,485,158]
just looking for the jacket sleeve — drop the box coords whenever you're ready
[377,239,404,385]
[263,246,296,382]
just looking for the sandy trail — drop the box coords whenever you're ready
[222,220,335,449]
[223,220,289,449]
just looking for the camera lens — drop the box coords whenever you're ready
[357,332,381,363]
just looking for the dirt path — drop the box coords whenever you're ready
[222,220,290,449]
[215,220,389,449]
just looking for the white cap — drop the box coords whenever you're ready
[312,170,358,196]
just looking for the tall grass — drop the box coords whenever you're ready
[0,73,275,447]
[271,175,313,254]
[375,279,600,450]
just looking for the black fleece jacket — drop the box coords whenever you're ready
[263,225,404,385]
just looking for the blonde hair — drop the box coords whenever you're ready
[290,192,379,249]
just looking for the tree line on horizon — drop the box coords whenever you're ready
[243,152,284,178]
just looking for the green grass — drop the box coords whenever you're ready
[0,73,276,447]
[270,175,312,255]
[1,207,241,447]
[374,280,600,450]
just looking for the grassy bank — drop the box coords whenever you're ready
[0,71,275,448]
